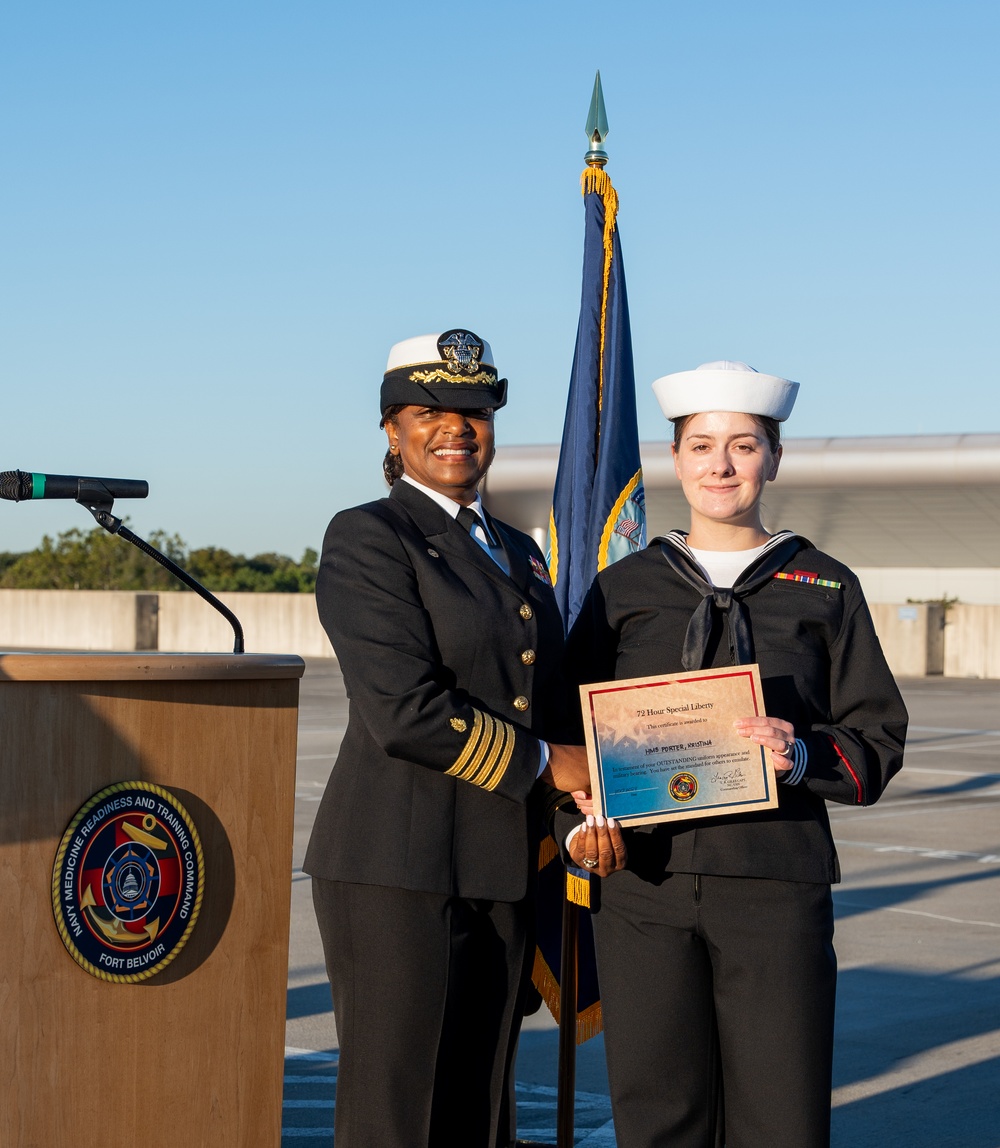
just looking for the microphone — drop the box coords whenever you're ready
[0,470,148,502]
[0,466,244,653]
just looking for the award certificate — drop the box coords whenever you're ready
[580,664,778,826]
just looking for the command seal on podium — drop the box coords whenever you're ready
[51,781,205,983]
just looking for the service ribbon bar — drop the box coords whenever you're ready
[774,572,843,590]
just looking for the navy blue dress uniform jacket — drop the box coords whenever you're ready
[561,538,908,884]
[304,480,571,902]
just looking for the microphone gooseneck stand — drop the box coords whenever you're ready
[78,479,245,655]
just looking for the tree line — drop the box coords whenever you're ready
[0,526,318,593]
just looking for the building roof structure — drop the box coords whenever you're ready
[482,433,1000,570]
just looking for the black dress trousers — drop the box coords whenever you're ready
[313,878,532,1148]
[592,869,837,1148]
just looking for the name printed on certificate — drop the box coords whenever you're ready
[580,664,778,827]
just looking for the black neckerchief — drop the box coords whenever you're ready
[656,530,808,670]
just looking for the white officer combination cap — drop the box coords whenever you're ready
[380,329,507,413]
[651,360,799,422]
[385,332,497,375]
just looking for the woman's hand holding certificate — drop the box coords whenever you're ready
[733,714,797,774]
[566,813,628,878]
[580,663,781,827]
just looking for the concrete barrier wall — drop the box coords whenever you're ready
[0,589,332,658]
[855,567,1000,606]
[1,591,997,677]
[0,589,141,651]
[157,592,333,657]
[944,604,1000,679]
[869,602,945,678]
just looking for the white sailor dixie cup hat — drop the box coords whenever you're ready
[380,329,508,414]
[651,360,799,421]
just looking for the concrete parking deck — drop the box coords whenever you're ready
[283,665,1000,1147]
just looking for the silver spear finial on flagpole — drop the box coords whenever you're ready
[584,70,609,168]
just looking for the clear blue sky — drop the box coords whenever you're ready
[2,1,997,557]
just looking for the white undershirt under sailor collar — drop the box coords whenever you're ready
[687,542,770,590]
[664,530,796,589]
[400,475,509,573]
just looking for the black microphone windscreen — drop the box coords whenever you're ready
[0,471,31,501]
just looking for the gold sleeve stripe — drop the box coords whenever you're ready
[445,708,518,791]
[448,712,495,783]
[445,709,485,779]
[470,716,509,788]
[462,713,497,783]
[482,721,516,791]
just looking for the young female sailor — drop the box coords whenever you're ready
[562,360,907,1148]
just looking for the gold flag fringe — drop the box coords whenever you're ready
[566,870,592,908]
[580,167,619,419]
[538,833,559,871]
[531,947,604,1044]
[577,998,604,1043]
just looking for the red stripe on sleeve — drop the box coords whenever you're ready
[828,736,864,804]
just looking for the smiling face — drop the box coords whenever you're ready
[386,404,496,505]
[671,411,782,541]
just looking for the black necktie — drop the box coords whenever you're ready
[457,506,500,550]
[658,533,806,670]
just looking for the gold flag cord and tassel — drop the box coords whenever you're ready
[580,166,619,417]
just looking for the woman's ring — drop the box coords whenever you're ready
[582,857,600,869]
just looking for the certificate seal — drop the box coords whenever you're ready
[51,782,204,983]
[668,772,699,802]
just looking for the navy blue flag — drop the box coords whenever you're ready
[549,167,646,629]
[532,166,645,1045]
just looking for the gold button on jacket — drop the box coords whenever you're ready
[519,604,533,620]
[520,649,536,665]
[513,696,529,712]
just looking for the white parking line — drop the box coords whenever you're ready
[909,726,1000,736]
[830,795,1000,823]
[836,840,1000,864]
[285,1047,338,1062]
[833,897,1000,929]
[902,740,1000,754]
[897,767,1000,778]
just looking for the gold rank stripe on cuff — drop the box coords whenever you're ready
[445,708,517,792]
[540,788,578,822]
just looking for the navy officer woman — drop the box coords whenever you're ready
[305,329,590,1148]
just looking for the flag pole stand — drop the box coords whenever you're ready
[514,881,578,1148]
[556,880,580,1148]
[530,69,640,1148]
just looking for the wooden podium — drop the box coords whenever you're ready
[0,652,305,1148]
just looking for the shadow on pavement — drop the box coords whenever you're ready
[287,981,333,1020]
[833,964,998,1148]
